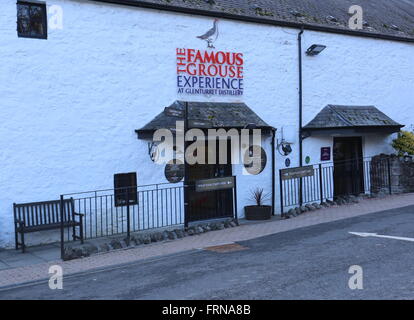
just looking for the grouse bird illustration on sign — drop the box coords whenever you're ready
[197,19,219,48]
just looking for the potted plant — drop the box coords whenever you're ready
[244,188,272,220]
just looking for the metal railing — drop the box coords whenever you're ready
[58,176,240,259]
[279,157,391,215]
[60,182,184,244]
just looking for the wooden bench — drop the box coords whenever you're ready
[13,198,84,252]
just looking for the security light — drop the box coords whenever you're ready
[306,44,326,56]
[147,142,159,162]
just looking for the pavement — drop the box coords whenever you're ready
[0,243,61,270]
[1,203,414,299]
[0,192,414,292]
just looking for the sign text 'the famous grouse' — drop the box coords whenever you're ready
[176,48,244,96]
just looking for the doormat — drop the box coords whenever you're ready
[204,243,248,253]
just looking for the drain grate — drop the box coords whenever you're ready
[204,243,248,253]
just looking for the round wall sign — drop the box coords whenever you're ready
[285,158,291,167]
[164,159,184,183]
[305,156,311,164]
[244,145,267,175]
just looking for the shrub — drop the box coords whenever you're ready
[392,130,414,156]
[250,188,270,206]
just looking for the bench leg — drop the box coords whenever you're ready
[72,225,76,242]
[15,227,19,250]
[21,231,25,253]
[80,217,84,245]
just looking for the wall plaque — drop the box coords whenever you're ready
[321,147,331,161]
[285,158,291,167]
[244,145,267,175]
[165,160,185,183]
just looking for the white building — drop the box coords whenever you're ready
[1,0,413,248]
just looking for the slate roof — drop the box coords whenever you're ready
[92,0,414,41]
[136,101,272,137]
[303,105,404,130]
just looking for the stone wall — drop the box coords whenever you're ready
[371,154,414,194]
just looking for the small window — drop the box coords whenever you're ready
[114,172,138,207]
[17,1,47,39]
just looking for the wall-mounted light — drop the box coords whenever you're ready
[306,44,326,56]
[277,127,293,156]
[277,139,293,156]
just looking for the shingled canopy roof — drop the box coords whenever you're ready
[136,101,273,139]
[303,105,404,135]
[91,0,414,41]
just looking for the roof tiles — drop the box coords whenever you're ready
[92,0,414,40]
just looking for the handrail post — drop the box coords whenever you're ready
[184,184,188,228]
[183,102,189,229]
[60,194,65,260]
[233,175,238,223]
[156,184,159,222]
[279,170,284,217]
[126,188,131,241]
[319,163,324,204]
[387,157,392,195]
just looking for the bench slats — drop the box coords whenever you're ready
[14,199,76,228]
[14,198,84,252]
[16,221,80,233]
[51,203,56,224]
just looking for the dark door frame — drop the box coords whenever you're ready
[185,137,234,224]
[333,136,365,197]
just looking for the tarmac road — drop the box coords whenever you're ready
[1,205,414,300]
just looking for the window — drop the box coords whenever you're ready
[17,1,47,39]
[114,172,138,207]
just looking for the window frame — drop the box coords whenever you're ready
[17,0,48,40]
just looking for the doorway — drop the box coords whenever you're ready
[186,139,234,223]
[333,137,364,197]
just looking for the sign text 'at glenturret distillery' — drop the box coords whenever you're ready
[176,48,244,96]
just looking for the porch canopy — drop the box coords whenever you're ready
[136,101,273,139]
[303,105,404,136]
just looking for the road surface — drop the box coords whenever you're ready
[1,205,414,299]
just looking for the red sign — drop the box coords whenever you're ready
[321,147,331,161]
[176,48,244,96]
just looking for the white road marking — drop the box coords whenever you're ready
[349,232,414,242]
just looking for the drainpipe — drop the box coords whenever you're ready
[183,101,189,228]
[298,27,304,206]
[298,27,304,168]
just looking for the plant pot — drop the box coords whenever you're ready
[244,205,272,220]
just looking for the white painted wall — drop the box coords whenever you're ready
[0,0,413,247]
